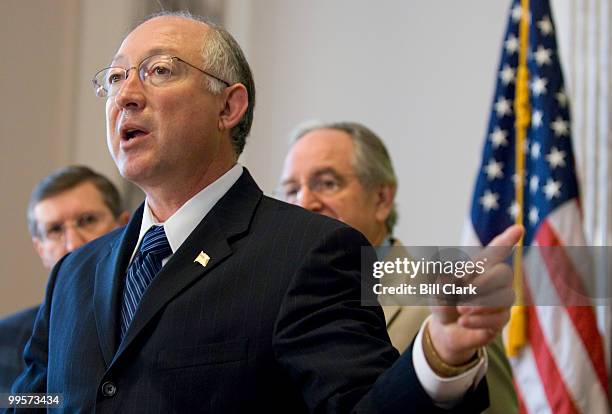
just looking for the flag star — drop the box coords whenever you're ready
[505,34,519,55]
[528,206,539,224]
[495,97,513,117]
[511,4,522,22]
[530,175,540,193]
[531,141,541,159]
[538,16,554,36]
[531,76,548,97]
[546,147,566,169]
[556,90,568,107]
[480,190,500,211]
[508,200,520,219]
[550,117,569,137]
[543,178,562,199]
[499,64,516,85]
[484,159,504,181]
[533,45,553,66]
[532,110,543,128]
[489,127,509,148]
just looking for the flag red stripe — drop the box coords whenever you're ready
[514,379,528,414]
[527,306,580,414]
[536,220,609,395]
[536,221,590,303]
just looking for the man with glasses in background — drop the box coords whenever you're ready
[280,121,518,414]
[8,12,522,413]
[0,166,128,392]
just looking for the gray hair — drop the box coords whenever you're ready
[290,121,398,234]
[142,11,255,156]
[27,166,124,238]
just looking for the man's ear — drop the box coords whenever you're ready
[374,184,396,224]
[218,84,248,131]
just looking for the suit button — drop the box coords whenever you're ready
[101,381,117,397]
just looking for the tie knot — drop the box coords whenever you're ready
[140,225,171,258]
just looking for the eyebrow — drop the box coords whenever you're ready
[280,167,342,186]
[111,48,179,65]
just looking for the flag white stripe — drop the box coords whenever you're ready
[522,226,608,413]
[511,345,553,414]
[534,303,608,412]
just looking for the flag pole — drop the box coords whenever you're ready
[506,0,530,356]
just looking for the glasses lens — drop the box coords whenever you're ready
[75,213,102,232]
[140,55,175,86]
[42,224,64,242]
[93,67,126,97]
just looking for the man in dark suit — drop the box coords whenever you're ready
[8,12,522,413]
[0,166,128,393]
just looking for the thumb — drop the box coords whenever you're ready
[476,224,524,266]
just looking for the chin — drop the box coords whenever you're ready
[117,163,146,183]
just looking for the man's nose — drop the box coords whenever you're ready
[63,226,88,252]
[296,187,323,213]
[113,69,146,110]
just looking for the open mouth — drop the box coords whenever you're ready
[121,128,149,140]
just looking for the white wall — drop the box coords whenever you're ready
[231,0,509,245]
[0,0,526,315]
[0,0,80,316]
[0,0,138,317]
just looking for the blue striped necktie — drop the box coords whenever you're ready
[120,225,172,340]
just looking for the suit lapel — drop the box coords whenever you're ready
[112,169,263,364]
[383,305,402,328]
[93,206,143,366]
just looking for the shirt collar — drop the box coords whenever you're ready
[136,164,243,257]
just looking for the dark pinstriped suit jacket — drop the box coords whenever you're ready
[8,170,487,413]
[0,306,38,393]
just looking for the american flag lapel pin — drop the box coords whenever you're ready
[194,251,211,268]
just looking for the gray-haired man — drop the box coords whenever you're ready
[280,121,519,414]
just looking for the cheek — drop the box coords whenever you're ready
[105,101,116,127]
[96,222,119,237]
[44,245,65,265]
[106,106,119,148]
[333,194,373,223]
[320,199,347,219]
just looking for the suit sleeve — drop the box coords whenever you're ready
[272,225,488,413]
[4,256,67,410]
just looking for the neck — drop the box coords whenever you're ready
[144,161,236,222]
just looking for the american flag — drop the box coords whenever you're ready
[463,0,609,412]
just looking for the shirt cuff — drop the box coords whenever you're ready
[412,316,488,409]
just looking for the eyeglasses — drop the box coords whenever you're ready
[38,212,111,243]
[92,54,230,98]
[279,172,355,203]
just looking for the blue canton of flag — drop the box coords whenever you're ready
[470,0,578,247]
